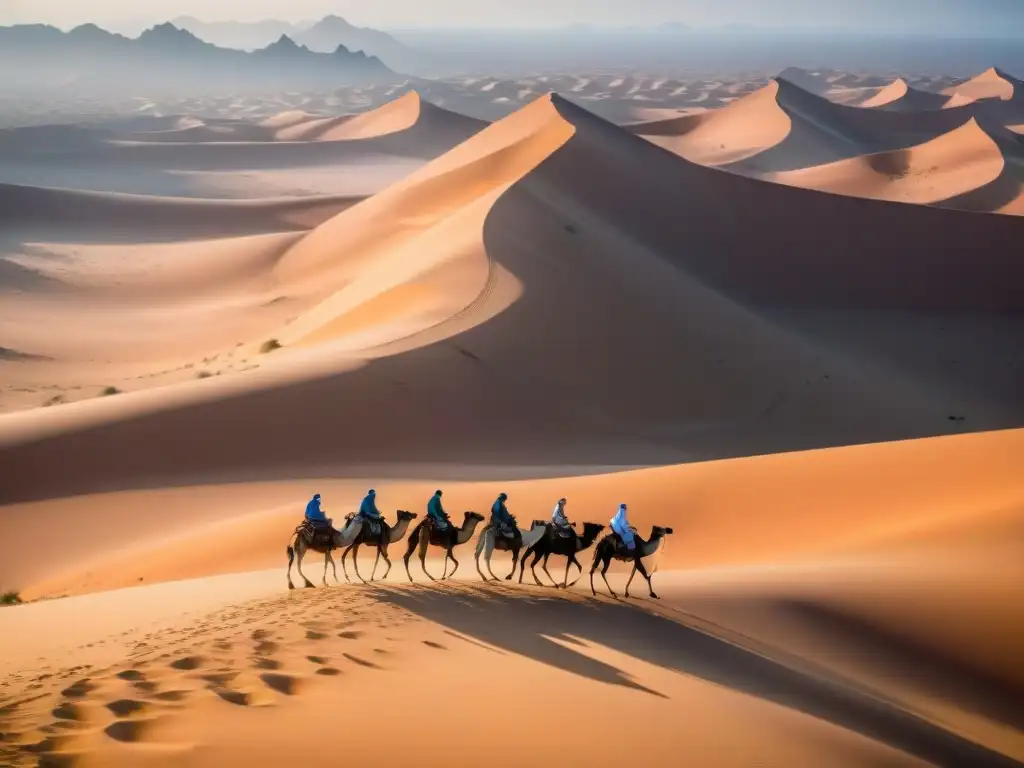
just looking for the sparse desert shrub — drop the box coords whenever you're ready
[43,394,65,407]
[100,386,120,396]
[260,339,281,354]
[1,591,22,606]
[196,371,214,379]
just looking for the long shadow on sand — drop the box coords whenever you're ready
[370,583,1020,768]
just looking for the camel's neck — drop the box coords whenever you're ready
[639,533,664,558]
[456,520,482,545]
[388,518,412,543]
[578,531,600,549]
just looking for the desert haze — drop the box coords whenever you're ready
[0,16,1023,768]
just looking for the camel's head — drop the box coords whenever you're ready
[581,522,605,536]
[396,510,418,521]
[531,519,548,529]
[653,526,674,536]
[465,511,486,522]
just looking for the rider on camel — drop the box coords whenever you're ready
[427,490,450,531]
[610,503,635,551]
[359,489,383,526]
[305,493,331,528]
[490,493,516,535]
[551,497,574,535]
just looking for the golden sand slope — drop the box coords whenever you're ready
[0,428,1021,766]
[768,119,1006,204]
[630,74,1023,174]
[858,78,953,111]
[2,92,1023,505]
[943,68,1020,103]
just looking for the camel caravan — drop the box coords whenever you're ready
[286,491,674,598]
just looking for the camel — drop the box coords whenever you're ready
[474,519,549,582]
[590,526,674,599]
[403,512,486,582]
[286,517,365,590]
[518,522,605,588]
[339,510,418,584]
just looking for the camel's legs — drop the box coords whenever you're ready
[287,540,297,590]
[625,563,638,598]
[634,557,658,598]
[351,543,368,584]
[403,530,418,582]
[518,545,536,583]
[418,531,435,581]
[563,555,573,588]
[295,547,316,589]
[370,546,381,581]
[446,549,460,580]
[486,540,501,581]
[378,547,393,581]
[528,550,544,587]
[506,548,519,581]
[541,553,558,587]
[599,556,616,597]
[566,554,583,587]
[340,543,355,583]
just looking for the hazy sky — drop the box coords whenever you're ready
[2,0,1022,33]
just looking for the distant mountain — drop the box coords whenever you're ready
[172,14,438,75]
[0,23,400,96]
[170,16,302,50]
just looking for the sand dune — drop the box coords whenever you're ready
[858,78,953,111]
[0,92,487,198]
[1,65,1023,768]
[943,67,1021,103]
[629,77,984,172]
[0,428,1021,765]
[2,92,1023,506]
[768,118,1006,204]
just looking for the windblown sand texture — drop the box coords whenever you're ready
[1,67,1023,768]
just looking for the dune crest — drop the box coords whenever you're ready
[943,67,1018,103]
[626,81,791,165]
[768,118,1006,204]
[274,91,487,145]
[858,78,951,112]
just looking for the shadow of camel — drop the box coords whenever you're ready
[368,583,1020,768]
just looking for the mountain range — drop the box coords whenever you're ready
[0,22,400,96]
[171,15,440,75]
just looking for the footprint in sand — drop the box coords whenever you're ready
[153,690,190,703]
[259,673,301,696]
[254,640,279,655]
[60,680,96,699]
[306,655,329,665]
[252,657,281,671]
[423,641,446,650]
[315,668,342,677]
[169,656,203,671]
[50,702,84,722]
[337,631,363,640]
[115,669,146,682]
[342,654,380,670]
[104,718,157,743]
[305,630,327,641]
[104,699,147,718]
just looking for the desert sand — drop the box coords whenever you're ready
[2,64,1023,768]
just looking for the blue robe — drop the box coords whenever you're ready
[491,499,513,528]
[428,495,449,527]
[610,507,635,550]
[359,494,382,519]
[305,496,327,522]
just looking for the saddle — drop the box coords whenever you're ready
[298,519,335,549]
[344,513,383,537]
[553,525,576,539]
[495,519,520,540]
